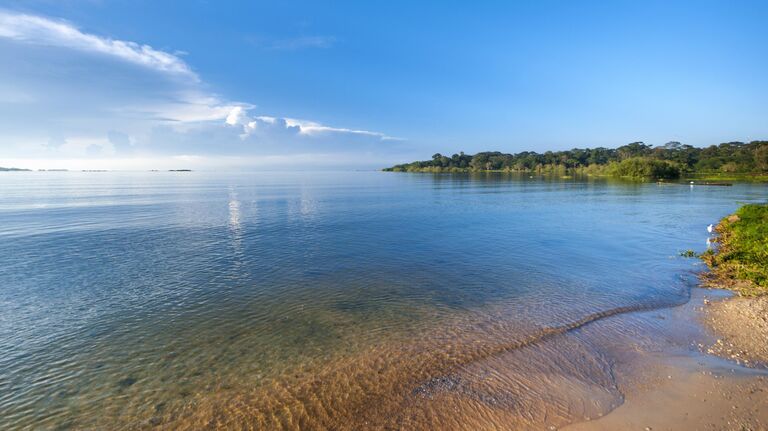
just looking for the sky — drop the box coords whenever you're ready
[0,0,767,170]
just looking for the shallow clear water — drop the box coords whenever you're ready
[0,171,764,429]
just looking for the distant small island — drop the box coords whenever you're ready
[0,166,31,172]
[384,140,768,180]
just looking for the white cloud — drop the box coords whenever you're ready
[284,118,403,141]
[225,106,249,126]
[0,11,401,168]
[226,107,401,141]
[146,93,243,124]
[0,10,195,78]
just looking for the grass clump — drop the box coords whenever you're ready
[701,203,768,296]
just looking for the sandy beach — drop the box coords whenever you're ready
[565,289,768,431]
[702,296,768,367]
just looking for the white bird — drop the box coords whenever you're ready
[707,224,714,233]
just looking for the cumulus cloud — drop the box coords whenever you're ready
[225,106,250,126]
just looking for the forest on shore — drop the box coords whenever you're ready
[384,141,768,180]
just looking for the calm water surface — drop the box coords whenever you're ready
[0,171,764,429]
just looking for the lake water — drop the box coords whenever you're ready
[0,171,764,430]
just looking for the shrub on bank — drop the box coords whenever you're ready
[702,204,768,296]
[606,157,681,180]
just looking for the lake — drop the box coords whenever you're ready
[0,171,764,430]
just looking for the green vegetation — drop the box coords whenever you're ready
[0,166,31,172]
[604,157,680,180]
[701,204,768,296]
[384,140,768,180]
[684,173,768,183]
[680,249,698,258]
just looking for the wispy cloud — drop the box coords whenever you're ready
[247,35,336,51]
[225,107,401,141]
[284,118,402,141]
[0,11,399,166]
[0,10,195,78]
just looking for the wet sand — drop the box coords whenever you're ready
[126,287,768,430]
[564,354,768,431]
[32,285,766,430]
[567,290,768,431]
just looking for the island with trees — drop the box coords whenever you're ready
[384,140,768,180]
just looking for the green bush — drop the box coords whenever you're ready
[606,157,681,179]
[703,204,768,295]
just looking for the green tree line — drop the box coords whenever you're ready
[384,141,768,179]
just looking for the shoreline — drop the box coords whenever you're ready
[566,204,768,430]
[564,288,768,431]
[699,203,768,367]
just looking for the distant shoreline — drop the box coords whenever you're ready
[0,168,193,172]
[384,141,768,181]
[385,168,768,183]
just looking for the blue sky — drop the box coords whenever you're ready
[0,0,766,170]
